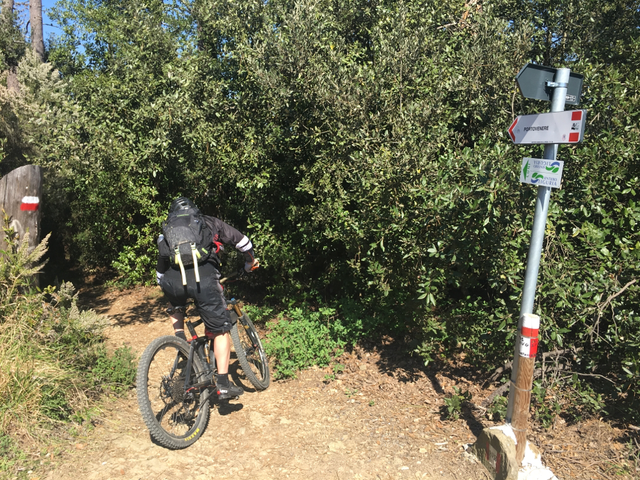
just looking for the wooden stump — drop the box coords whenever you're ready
[0,164,43,253]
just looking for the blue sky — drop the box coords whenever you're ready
[42,0,62,39]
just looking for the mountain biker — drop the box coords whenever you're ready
[155,197,260,400]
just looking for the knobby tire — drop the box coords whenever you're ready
[136,336,211,449]
[231,312,270,390]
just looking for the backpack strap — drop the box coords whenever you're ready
[174,246,188,285]
[191,243,201,283]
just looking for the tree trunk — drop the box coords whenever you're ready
[29,0,44,62]
[2,0,20,90]
[6,67,19,92]
[2,0,14,13]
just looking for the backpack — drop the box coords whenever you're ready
[162,209,212,285]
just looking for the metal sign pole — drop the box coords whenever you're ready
[505,67,570,424]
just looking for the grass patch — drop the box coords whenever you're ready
[0,221,137,478]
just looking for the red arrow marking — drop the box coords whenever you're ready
[508,118,518,142]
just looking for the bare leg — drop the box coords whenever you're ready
[212,331,232,374]
[212,330,243,398]
[170,312,185,335]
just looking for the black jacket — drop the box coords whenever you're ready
[156,215,254,273]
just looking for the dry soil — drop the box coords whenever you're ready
[39,284,638,480]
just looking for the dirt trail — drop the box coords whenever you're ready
[42,285,635,480]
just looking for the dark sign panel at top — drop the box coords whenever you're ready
[516,64,584,106]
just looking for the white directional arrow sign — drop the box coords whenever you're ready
[508,109,587,145]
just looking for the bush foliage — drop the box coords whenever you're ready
[1,0,639,422]
[0,222,136,476]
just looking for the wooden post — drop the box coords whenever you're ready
[511,313,540,464]
[0,164,43,253]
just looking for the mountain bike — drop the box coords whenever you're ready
[136,270,270,449]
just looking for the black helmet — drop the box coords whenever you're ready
[169,197,198,213]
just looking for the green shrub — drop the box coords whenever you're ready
[0,221,137,477]
[486,394,508,423]
[265,307,344,379]
[263,298,392,379]
[90,346,137,394]
[243,304,276,324]
[531,381,562,429]
[442,386,472,421]
[529,375,610,430]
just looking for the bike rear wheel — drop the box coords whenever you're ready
[231,312,270,390]
[136,336,211,449]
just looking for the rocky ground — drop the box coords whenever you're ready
[37,284,639,480]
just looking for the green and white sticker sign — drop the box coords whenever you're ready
[520,157,564,189]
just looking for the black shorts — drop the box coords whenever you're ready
[160,262,235,333]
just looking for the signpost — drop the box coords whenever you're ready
[508,110,587,145]
[505,65,585,465]
[516,63,584,105]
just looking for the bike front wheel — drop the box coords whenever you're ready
[231,312,270,390]
[136,336,211,449]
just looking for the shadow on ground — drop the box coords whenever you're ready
[354,334,495,439]
[78,282,168,326]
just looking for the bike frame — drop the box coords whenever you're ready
[176,318,216,395]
